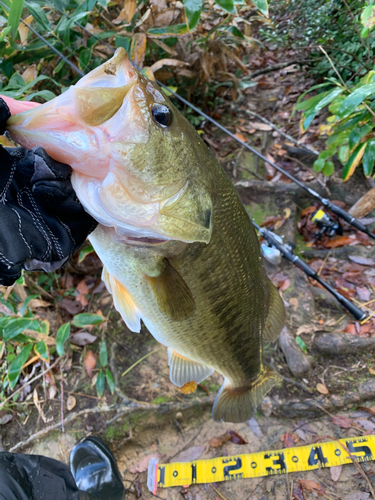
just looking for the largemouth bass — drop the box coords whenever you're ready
[6,48,285,422]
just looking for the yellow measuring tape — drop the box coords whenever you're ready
[147,435,375,493]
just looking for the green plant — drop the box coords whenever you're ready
[294,69,375,181]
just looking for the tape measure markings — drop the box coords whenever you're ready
[147,434,375,493]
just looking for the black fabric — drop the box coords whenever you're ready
[0,98,11,135]
[0,145,97,286]
[0,452,83,500]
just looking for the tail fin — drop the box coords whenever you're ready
[212,367,281,423]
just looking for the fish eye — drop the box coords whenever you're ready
[152,104,171,127]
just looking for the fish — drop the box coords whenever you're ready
[6,48,285,423]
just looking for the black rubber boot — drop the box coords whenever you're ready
[70,437,125,500]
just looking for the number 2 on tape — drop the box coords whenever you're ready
[147,434,375,494]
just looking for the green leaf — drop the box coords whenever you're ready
[147,24,189,37]
[72,314,104,328]
[25,90,56,101]
[20,294,39,317]
[221,25,244,39]
[96,371,105,397]
[2,318,34,341]
[79,47,92,71]
[35,340,49,362]
[338,145,350,164]
[322,161,334,177]
[78,243,95,263]
[115,35,131,54]
[48,0,69,8]
[99,340,108,368]
[349,123,373,150]
[25,2,50,31]
[183,0,202,30]
[105,369,115,394]
[251,0,268,16]
[361,5,375,30]
[295,91,329,112]
[338,84,375,118]
[295,336,307,353]
[313,158,325,173]
[363,139,375,177]
[343,142,367,181]
[8,343,33,389]
[215,0,235,13]
[56,322,70,356]
[8,0,24,38]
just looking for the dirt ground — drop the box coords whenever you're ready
[2,59,375,499]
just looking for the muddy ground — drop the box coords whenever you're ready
[1,61,375,499]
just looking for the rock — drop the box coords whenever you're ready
[314,331,375,355]
[278,327,312,377]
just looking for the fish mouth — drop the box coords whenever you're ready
[126,236,169,245]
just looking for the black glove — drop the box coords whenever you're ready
[0,98,97,286]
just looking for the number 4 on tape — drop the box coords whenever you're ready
[147,434,375,494]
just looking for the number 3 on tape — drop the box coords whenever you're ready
[147,434,375,494]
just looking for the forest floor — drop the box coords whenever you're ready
[2,47,375,500]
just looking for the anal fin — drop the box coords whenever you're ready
[168,348,214,387]
[146,259,195,321]
[263,280,286,342]
[102,267,141,333]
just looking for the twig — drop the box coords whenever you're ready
[249,61,304,79]
[210,483,228,500]
[246,110,319,155]
[121,347,161,377]
[319,46,346,87]
[60,370,65,433]
[0,358,61,411]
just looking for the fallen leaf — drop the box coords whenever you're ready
[247,121,272,131]
[316,383,329,394]
[299,479,325,494]
[67,395,76,411]
[349,256,375,266]
[85,350,96,379]
[209,433,231,448]
[356,286,371,302]
[70,332,97,346]
[234,132,247,142]
[281,432,297,448]
[330,464,342,482]
[284,207,291,219]
[129,453,163,473]
[369,367,375,376]
[177,381,197,394]
[344,494,370,500]
[280,277,291,291]
[248,417,263,440]
[354,418,375,431]
[331,415,352,429]
[292,482,305,500]
[149,58,189,73]
[134,479,142,498]
[289,297,299,310]
[227,430,247,444]
[326,236,358,248]
[174,445,205,463]
[59,298,83,315]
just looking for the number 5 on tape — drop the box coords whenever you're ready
[147,434,375,494]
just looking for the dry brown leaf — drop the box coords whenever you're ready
[331,415,352,428]
[369,367,375,376]
[316,383,329,394]
[23,329,56,346]
[330,464,342,482]
[85,350,97,379]
[67,395,76,411]
[130,33,147,69]
[113,0,137,23]
[177,381,197,394]
[70,331,97,346]
[284,207,291,219]
[173,445,205,463]
[18,15,33,45]
[299,479,325,493]
[209,433,231,448]
[149,58,189,73]
[248,121,272,131]
[33,388,52,423]
[234,132,247,143]
[289,298,299,311]
[21,65,37,84]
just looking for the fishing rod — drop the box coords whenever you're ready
[253,221,367,321]
[2,3,375,241]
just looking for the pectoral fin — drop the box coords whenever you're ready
[168,348,214,387]
[146,259,195,321]
[102,267,141,333]
[263,280,286,342]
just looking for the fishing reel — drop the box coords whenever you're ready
[261,233,294,266]
[311,209,342,238]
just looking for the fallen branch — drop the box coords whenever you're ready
[314,332,375,355]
